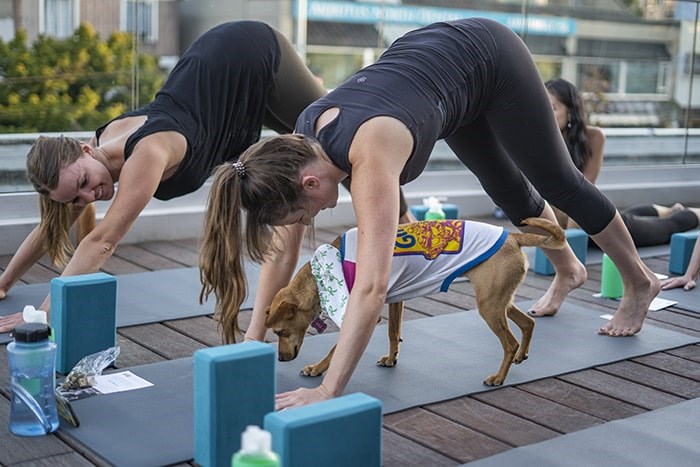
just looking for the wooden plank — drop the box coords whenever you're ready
[426,397,561,446]
[517,378,646,420]
[666,344,700,363]
[471,386,604,433]
[382,428,456,467]
[117,323,208,360]
[98,255,149,275]
[135,241,200,267]
[113,334,166,368]
[164,316,222,347]
[384,408,511,463]
[559,368,686,409]
[12,452,102,467]
[596,360,700,398]
[111,244,184,270]
[633,350,700,381]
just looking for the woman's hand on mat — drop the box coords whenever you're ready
[275,385,333,410]
[0,312,24,333]
[0,287,6,300]
[661,275,696,291]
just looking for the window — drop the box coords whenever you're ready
[123,0,158,43]
[43,0,78,38]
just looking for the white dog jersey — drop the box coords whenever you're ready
[310,220,507,327]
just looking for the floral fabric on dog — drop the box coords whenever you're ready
[310,244,350,328]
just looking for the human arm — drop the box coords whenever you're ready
[276,116,412,408]
[34,133,182,314]
[661,238,700,291]
[245,223,306,341]
[0,204,88,331]
[582,126,605,184]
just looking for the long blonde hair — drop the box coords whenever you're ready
[199,134,322,343]
[26,136,83,267]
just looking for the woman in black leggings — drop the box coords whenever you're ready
[0,20,412,336]
[201,18,659,409]
[546,78,700,248]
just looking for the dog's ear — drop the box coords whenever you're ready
[264,300,297,327]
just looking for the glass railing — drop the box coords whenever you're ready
[2,0,700,195]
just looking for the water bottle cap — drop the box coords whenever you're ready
[13,322,51,342]
[240,425,272,454]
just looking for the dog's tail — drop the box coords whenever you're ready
[511,218,567,250]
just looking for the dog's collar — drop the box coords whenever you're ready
[310,244,349,328]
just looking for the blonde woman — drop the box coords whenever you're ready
[0,21,412,334]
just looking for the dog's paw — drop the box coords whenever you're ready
[300,365,325,377]
[377,355,398,367]
[483,375,505,386]
[513,353,529,364]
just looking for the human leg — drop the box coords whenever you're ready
[480,20,657,332]
[620,208,699,247]
[446,117,586,317]
[264,29,327,133]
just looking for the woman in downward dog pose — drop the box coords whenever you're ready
[0,20,414,335]
[200,18,659,409]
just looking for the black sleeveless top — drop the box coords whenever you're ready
[295,18,497,185]
[95,21,280,200]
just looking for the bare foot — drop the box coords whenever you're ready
[528,261,587,317]
[654,203,685,218]
[598,269,660,336]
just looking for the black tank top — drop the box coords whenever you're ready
[96,21,280,200]
[295,18,498,184]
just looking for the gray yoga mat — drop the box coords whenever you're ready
[0,259,289,344]
[59,300,698,466]
[658,286,700,313]
[60,358,194,467]
[463,397,700,467]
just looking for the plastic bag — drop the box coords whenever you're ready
[59,346,120,391]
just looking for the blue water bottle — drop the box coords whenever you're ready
[7,322,60,436]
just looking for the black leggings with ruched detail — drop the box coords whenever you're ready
[444,21,616,235]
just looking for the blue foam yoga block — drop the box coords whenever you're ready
[409,203,460,220]
[264,392,382,467]
[669,230,699,275]
[534,228,589,276]
[50,272,116,374]
[194,341,275,467]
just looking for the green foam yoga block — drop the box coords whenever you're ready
[669,230,699,275]
[264,393,382,467]
[534,228,588,276]
[193,342,275,467]
[50,273,116,374]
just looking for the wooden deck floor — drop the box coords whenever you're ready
[2,217,700,466]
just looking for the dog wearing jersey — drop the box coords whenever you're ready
[265,217,565,386]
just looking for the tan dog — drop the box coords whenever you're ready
[265,218,566,386]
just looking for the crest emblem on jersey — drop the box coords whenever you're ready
[395,220,464,259]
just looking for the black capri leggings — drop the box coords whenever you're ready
[264,29,408,217]
[621,205,699,247]
[444,20,615,235]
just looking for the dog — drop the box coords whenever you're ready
[265,217,565,386]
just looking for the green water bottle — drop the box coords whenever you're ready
[231,425,280,467]
[424,196,445,221]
